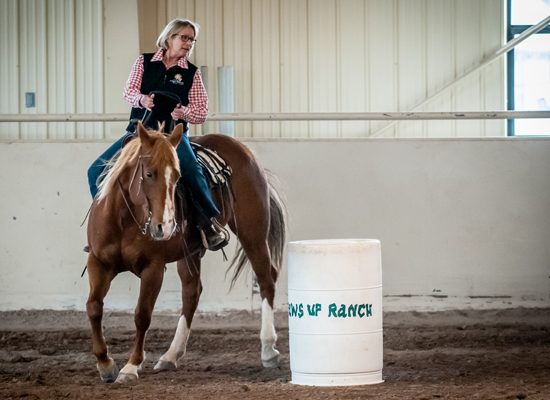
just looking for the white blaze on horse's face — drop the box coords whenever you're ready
[148,163,178,241]
[162,166,176,240]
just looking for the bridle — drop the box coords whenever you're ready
[118,154,152,235]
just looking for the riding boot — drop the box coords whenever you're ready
[182,185,229,252]
[198,215,229,252]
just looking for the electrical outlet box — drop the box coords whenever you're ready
[25,92,35,108]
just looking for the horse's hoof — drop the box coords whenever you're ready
[98,362,119,383]
[261,355,279,368]
[116,372,138,383]
[116,364,139,383]
[154,360,176,370]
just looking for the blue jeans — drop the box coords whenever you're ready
[87,132,219,218]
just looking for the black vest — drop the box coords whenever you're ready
[126,53,198,133]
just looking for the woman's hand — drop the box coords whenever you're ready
[141,94,155,110]
[171,104,185,121]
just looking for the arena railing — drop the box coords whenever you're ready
[1,111,549,123]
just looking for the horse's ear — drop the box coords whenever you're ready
[137,121,153,152]
[169,123,184,148]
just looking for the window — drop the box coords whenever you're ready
[508,0,550,136]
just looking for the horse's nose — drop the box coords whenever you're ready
[156,224,164,236]
[150,223,163,240]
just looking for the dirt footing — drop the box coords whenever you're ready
[0,308,549,399]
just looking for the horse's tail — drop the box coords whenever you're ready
[228,170,288,289]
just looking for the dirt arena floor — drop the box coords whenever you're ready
[0,308,549,399]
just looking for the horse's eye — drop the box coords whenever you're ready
[146,172,152,178]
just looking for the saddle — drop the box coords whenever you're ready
[189,142,232,187]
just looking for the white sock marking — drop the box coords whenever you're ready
[159,315,190,366]
[119,363,138,377]
[260,298,279,362]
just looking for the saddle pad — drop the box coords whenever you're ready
[190,142,232,186]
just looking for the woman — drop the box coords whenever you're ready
[87,18,227,251]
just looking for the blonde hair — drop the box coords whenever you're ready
[96,126,180,202]
[156,18,200,57]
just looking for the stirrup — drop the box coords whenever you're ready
[200,218,229,251]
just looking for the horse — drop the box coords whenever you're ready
[85,122,286,383]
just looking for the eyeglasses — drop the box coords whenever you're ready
[173,34,196,45]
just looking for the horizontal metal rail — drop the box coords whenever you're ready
[1,111,549,123]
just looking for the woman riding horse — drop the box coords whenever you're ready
[87,18,227,251]
[85,18,287,385]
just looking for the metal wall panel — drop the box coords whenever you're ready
[0,0,20,139]
[0,0,104,140]
[47,0,76,139]
[19,0,48,139]
[75,0,104,139]
[455,0,483,137]
[307,0,338,137]
[224,0,253,137]
[3,1,504,139]
[280,0,309,138]
[367,0,398,137]
[338,0,367,138]
[140,0,505,139]
[251,0,281,137]
[481,0,505,137]
[194,0,224,135]
[396,0,426,138]
[425,0,455,138]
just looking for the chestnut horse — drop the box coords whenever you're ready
[86,122,286,383]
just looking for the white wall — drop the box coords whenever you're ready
[1,137,549,313]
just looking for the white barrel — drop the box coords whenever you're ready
[288,239,383,386]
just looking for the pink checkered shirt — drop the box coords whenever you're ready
[123,48,208,124]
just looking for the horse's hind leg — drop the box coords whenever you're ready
[86,256,118,382]
[155,252,202,370]
[117,265,165,383]
[237,235,280,367]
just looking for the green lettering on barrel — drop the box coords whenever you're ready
[328,303,337,317]
[288,303,291,317]
[366,304,372,317]
[298,304,304,318]
[348,304,357,317]
[291,303,298,317]
[315,303,321,316]
[338,304,347,318]
[307,304,316,316]
[358,304,366,317]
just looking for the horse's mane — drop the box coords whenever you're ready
[96,128,180,202]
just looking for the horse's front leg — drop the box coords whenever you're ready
[86,255,118,382]
[116,265,165,383]
[155,252,202,370]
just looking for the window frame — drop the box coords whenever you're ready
[506,0,550,136]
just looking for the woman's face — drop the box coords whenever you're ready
[167,26,196,58]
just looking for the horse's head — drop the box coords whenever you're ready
[135,122,183,241]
